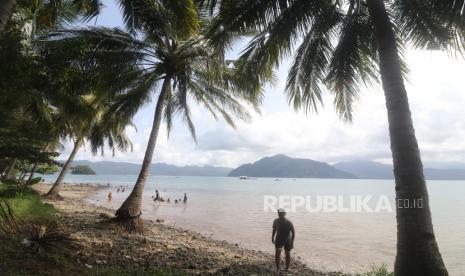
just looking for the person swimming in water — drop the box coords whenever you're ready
[154,190,160,201]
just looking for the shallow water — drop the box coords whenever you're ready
[44,174,465,275]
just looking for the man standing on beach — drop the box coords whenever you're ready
[272,208,295,271]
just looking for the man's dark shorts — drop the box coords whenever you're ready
[275,238,293,252]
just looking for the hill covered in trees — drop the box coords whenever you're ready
[228,155,356,178]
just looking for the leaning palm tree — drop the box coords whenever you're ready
[203,0,465,274]
[45,94,133,199]
[43,0,261,231]
[34,30,139,199]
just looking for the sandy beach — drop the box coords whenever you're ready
[33,182,345,275]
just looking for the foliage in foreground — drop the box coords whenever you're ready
[0,236,185,276]
[363,264,394,276]
[0,182,56,221]
[0,201,75,254]
[0,182,185,275]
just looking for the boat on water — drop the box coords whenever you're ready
[239,176,248,179]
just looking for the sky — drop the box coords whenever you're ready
[61,2,465,168]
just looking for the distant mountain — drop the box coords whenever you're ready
[334,160,465,180]
[424,168,465,180]
[66,158,465,179]
[70,160,232,176]
[334,160,393,179]
[228,154,356,178]
[423,161,465,170]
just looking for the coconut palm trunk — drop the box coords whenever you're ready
[366,0,448,274]
[46,137,83,199]
[4,158,17,179]
[28,143,48,182]
[115,76,171,231]
[27,160,40,182]
[0,0,16,34]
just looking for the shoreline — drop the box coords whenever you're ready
[33,182,346,275]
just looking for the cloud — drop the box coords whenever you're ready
[61,49,465,168]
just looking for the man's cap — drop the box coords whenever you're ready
[277,208,286,214]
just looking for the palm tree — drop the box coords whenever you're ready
[45,94,133,199]
[43,0,261,231]
[203,0,465,274]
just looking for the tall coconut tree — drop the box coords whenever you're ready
[202,0,465,274]
[42,0,262,231]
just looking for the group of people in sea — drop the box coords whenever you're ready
[106,185,130,202]
[153,189,187,204]
[116,185,128,193]
[106,186,187,205]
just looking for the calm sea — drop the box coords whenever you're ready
[43,174,465,275]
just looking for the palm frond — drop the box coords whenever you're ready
[392,0,452,50]
[117,0,166,35]
[164,0,200,38]
[72,0,104,22]
[286,7,340,114]
[325,2,378,122]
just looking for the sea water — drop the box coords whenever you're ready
[42,174,465,275]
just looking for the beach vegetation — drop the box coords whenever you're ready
[71,165,96,175]
[0,181,183,275]
[0,1,133,200]
[363,264,393,276]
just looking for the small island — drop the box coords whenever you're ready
[71,165,96,175]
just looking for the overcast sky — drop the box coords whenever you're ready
[62,2,465,168]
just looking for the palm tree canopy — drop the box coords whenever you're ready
[203,0,465,121]
[40,0,263,142]
[32,33,137,155]
[15,0,103,34]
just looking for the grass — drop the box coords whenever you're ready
[363,264,394,276]
[0,181,56,221]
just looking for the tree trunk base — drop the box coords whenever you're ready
[114,215,144,233]
[44,193,64,201]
